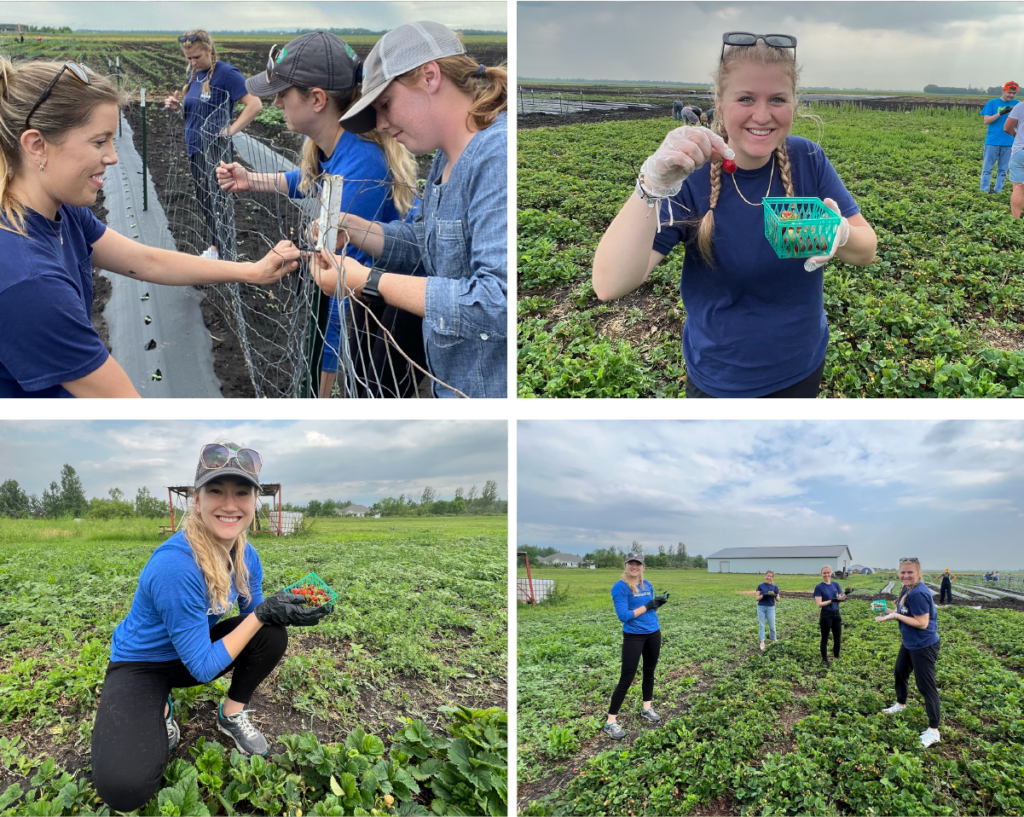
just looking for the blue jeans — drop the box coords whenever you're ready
[981,144,1012,192]
[757,605,777,641]
[1009,150,1024,185]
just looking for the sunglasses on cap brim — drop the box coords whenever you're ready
[200,444,263,477]
[721,32,797,63]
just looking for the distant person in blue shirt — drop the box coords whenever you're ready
[672,99,684,120]
[814,565,847,667]
[90,443,330,813]
[755,569,781,650]
[875,557,941,749]
[162,30,262,259]
[217,31,422,400]
[979,81,1018,194]
[603,552,667,740]
[593,33,878,398]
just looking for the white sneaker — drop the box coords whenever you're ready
[201,247,220,260]
[920,729,940,748]
[881,703,905,715]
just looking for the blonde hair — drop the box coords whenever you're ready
[695,41,821,266]
[297,86,417,217]
[397,55,508,132]
[180,30,218,99]
[620,563,645,594]
[185,474,256,614]
[820,565,833,575]
[0,57,125,236]
[897,558,923,596]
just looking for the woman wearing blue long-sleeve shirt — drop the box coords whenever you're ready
[604,553,667,740]
[91,443,330,813]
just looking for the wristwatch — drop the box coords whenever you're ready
[361,269,385,304]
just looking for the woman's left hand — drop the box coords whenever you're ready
[309,248,369,297]
[249,241,301,284]
[804,198,850,272]
[875,611,897,622]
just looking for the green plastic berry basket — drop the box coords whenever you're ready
[282,571,337,609]
[871,600,888,613]
[763,197,841,259]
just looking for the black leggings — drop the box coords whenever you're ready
[819,613,842,659]
[187,137,235,257]
[895,642,941,729]
[609,630,662,715]
[91,616,287,813]
[686,358,826,399]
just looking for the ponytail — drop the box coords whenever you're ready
[398,55,508,132]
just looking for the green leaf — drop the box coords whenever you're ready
[329,775,343,797]
[446,738,473,776]
[0,784,23,811]
[360,734,386,757]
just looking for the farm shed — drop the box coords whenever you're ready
[547,552,582,567]
[706,546,853,575]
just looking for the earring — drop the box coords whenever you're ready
[38,163,45,171]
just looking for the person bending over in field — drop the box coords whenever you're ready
[91,443,331,813]
[755,569,781,650]
[604,552,667,740]
[163,30,262,260]
[0,59,300,398]
[814,565,846,667]
[217,31,422,399]
[593,32,877,398]
[979,81,1018,195]
[875,557,941,749]
[312,21,507,399]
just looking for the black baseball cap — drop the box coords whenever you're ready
[246,31,362,97]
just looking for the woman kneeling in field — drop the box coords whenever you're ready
[875,557,942,748]
[593,33,878,398]
[755,569,781,650]
[91,443,330,813]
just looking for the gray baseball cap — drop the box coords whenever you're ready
[624,552,645,565]
[194,444,262,491]
[246,31,362,97]
[339,21,467,134]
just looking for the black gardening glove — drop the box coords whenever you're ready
[647,594,668,611]
[255,592,331,626]
[998,106,1014,115]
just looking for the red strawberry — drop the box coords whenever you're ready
[722,159,737,174]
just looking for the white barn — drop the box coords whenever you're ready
[706,546,854,575]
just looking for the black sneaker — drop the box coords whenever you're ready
[603,721,626,740]
[820,658,830,668]
[216,705,269,756]
[165,696,180,751]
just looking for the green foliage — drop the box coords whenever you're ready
[518,104,1024,397]
[0,480,30,520]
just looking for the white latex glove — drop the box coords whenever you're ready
[639,126,734,199]
[804,198,850,272]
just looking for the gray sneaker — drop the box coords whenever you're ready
[165,696,180,751]
[640,707,661,723]
[216,705,269,756]
[603,721,626,740]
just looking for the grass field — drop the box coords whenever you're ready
[518,103,1024,398]
[0,515,507,816]
[518,569,1024,815]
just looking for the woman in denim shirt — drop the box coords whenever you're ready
[311,21,507,398]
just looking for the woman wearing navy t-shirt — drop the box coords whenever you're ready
[163,30,262,260]
[594,33,878,398]
[0,58,300,398]
[875,557,941,748]
[814,565,846,667]
[604,552,667,740]
[755,569,781,650]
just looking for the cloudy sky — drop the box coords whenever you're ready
[518,420,1024,569]
[0,1,507,32]
[0,420,507,505]
[520,2,1021,91]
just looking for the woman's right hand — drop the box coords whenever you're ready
[254,592,331,626]
[164,91,181,112]
[249,241,302,284]
[217,161,250,193]
[640,126,733,198]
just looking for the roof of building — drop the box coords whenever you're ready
[707,546,852,560]
[550,552,581,562]
[344,504,371,514]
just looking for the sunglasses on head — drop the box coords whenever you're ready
[200,444,263,477]
[721,32,797,63]
[25,62,94,131]
[899,558,920,564]
[179,33,204,44]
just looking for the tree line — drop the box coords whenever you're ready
[518,541,706,569]
[1,467,506,521]
[923,84,1004,96]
